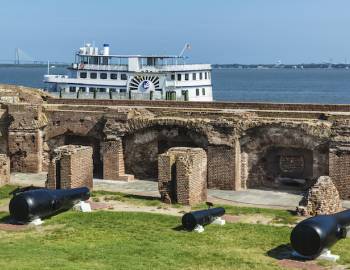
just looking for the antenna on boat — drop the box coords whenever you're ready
[179,43,191,58]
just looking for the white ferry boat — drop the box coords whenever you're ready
[44,43,213,101]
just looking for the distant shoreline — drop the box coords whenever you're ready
[1,63,350,69]
[0,64,68,68]
[213,64,350,69]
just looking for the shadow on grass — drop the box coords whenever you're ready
[172,225,186,231]
[287,209,298,216]
[123,194,160,202]
[267,244,294,260]
[0,214,18,225]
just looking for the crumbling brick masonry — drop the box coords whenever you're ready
[0,154,10,186]
[297,176,342,216]
[158,147,207,205]
[46,145,93,189]
[102,139,134,181]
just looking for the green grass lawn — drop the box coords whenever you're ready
[0,211,292,270]
[0,186,348,269]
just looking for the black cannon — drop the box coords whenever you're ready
[290,209,350,258]
[182,207,225,231]
[9,187,90,223]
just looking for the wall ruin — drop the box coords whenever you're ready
[0,154,10,186]
[297,176,342,216]
[158,147,207,205]
[46,145,93,189]
[4,86,350,200]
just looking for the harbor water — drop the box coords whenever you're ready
[1,66,350,104]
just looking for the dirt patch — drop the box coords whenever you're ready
[0,223,29,232]
[93,198,189,216]
[223,214,241,223]
[239,214,273,225]
[89,201,114,210]
[223,213,276,225]
[278,259,325,270]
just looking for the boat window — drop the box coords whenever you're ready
[177,74,182,81]
[101,57,109,65]
[109,88,117,92]
[80,72,87,79]
[121,74,127,80]
[185,74,189,81]
[205,72,208,80]
[111,73,118,80]
[120,88,127,93]
[90,56,98,65]
[202,88,206,95]
[79,87,86,92]
[100,73,107,79]
[199,73,203,80]
[192,73,197,80]
[99,88,107,92]
[196,88,200,96]
[69,86,76,92]
[171,74,175,80]
[90,73,97,79]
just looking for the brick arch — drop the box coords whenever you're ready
[45,131,104,178]
[122,118,211,140]
[121,120,210,180]
[240,125,329,189]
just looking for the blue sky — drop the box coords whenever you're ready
[0,0,350,64]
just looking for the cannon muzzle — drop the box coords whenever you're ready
[290,209,350,258]
[182,207,225,231]
[9,187,90,223]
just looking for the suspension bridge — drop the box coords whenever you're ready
[0,48,69,65]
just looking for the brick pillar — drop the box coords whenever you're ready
[329,141,350,199]
[46,145,93,189]
[158,152,176,203]
[102,139,134,181]
[46,158,56,189]
[207,145,238,190]
[158,147,207,206]
[0,154,10,186]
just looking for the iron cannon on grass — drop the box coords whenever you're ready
[9,187,90,223]
[182,206,225,231]
[290,209,350,259]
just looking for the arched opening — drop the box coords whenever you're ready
[240,126,329,191]
[47,133,103,178]
[123,125,208,180]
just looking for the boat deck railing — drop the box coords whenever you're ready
[50,91,186,101]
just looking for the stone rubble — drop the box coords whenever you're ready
[296,176,342,216]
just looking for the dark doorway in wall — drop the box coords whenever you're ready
[64,135,103,178]
[264,147,313,189]
[55,159,61,189]
[124,126,208,180]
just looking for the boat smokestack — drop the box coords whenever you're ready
[103,44,110,56]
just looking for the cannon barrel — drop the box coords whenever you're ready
[182,207,225,231]
[290,209,350,258]
[9,187,90,223]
